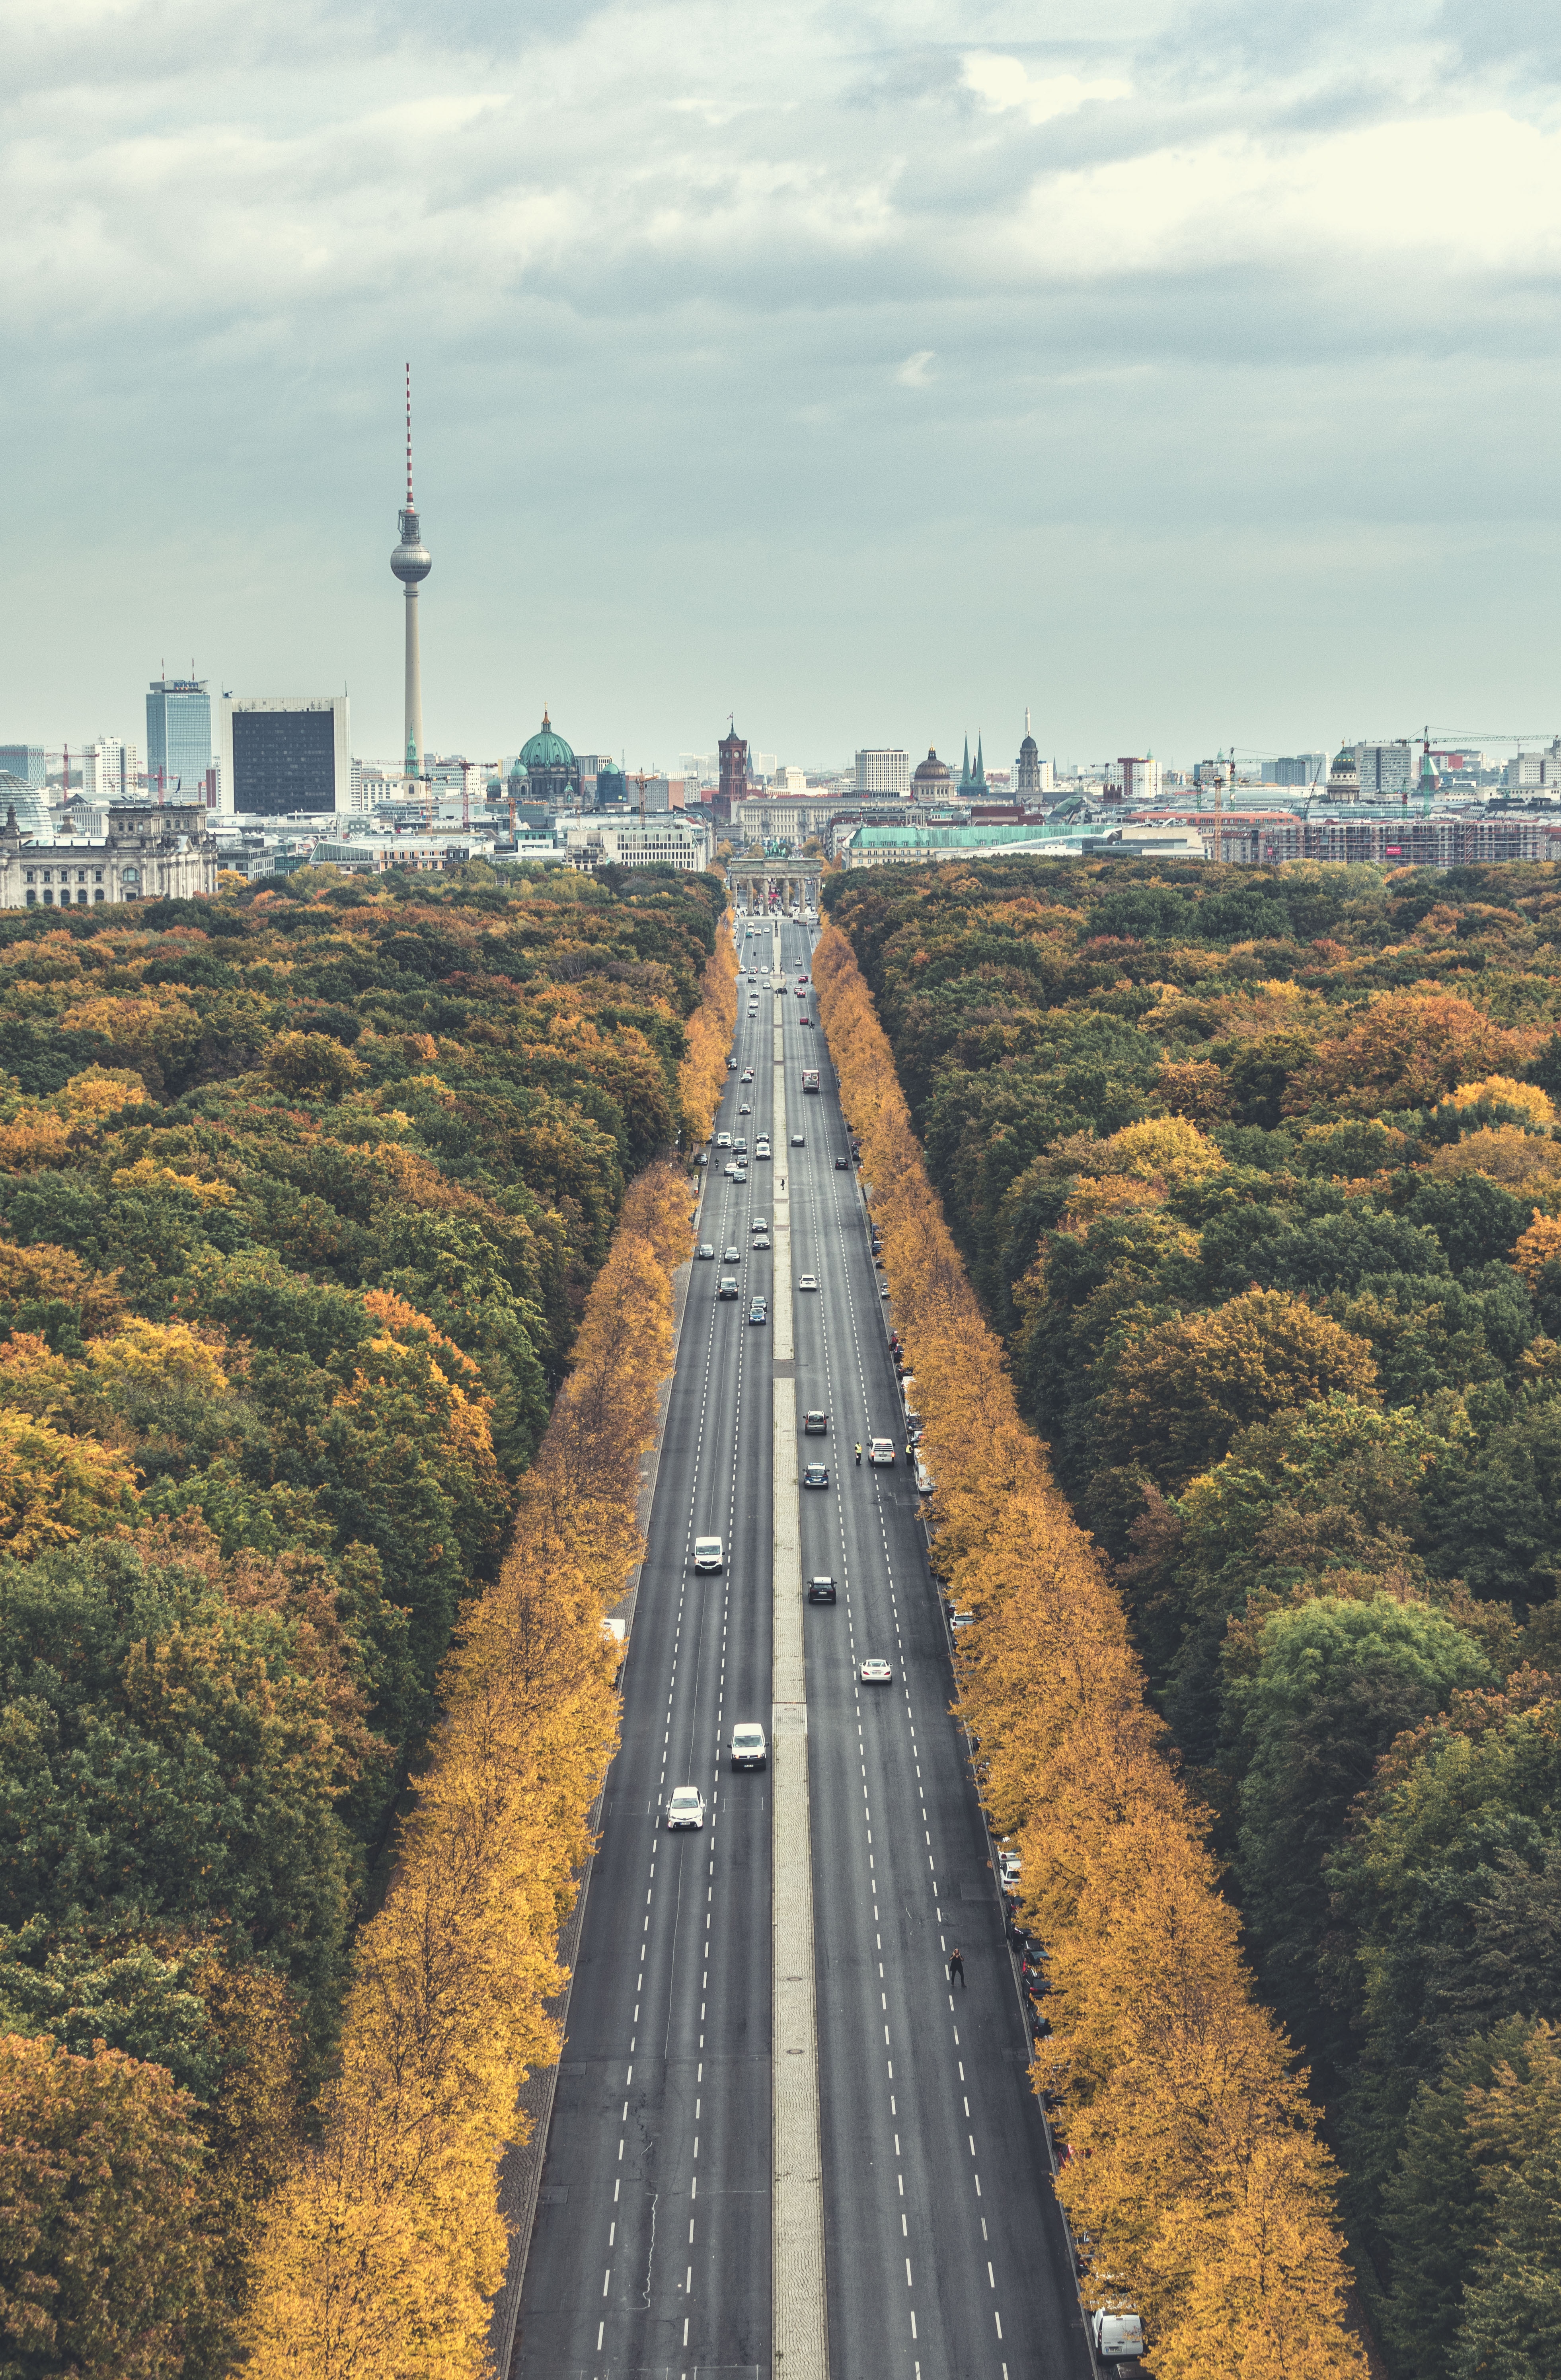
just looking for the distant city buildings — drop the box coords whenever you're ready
[855,748,910,795]
[219,695,351,815]
[1263,753,1326,786]
[1504,740,1561,790]
[80,737,138,799]
[1354,739,1415,799]
[1105,755,1161,802]
[146,678,212,800]
[0,744,46,788]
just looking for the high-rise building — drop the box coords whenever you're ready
[146,679,212,798]
[855,748,910,795]
[219,697,351,815]
[1106,756,1161,803]
[1264,753,1326,787]
[0,745,46,788]
[80,738,139,798]
[1354,740,1415,798]
[390,367,431,785]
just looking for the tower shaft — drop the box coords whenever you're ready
[404,585,423,779]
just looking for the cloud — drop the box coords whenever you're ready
[963,53,1131,125]
[2,0,1559,769]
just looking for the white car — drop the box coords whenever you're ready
[860,1659,893,1685]
[755,1143,772,1161]
[666,1786,706,1830]
[730,1722,768,1771]
[798,1273,818,1291]
[724,1161,739,1179]
[715,1131,732,1150]
[867,1437,896,1465]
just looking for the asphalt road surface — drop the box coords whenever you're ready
[515,908,1089,2380]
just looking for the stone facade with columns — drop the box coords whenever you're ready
[0,801,220,910]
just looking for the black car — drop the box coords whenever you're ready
[802,1462,829,1488]
[834,1155,849,1170]
[717,1276,739,1299]
[807,1576,838,1604]
[696,1243,715,1260]
[803,1409,828,1435]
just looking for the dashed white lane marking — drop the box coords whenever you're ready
[791,948,1011,2366]
[602,943,774,2349]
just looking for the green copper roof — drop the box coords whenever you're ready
[518,711,576,770]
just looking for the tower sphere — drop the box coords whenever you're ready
[392,506,431,586]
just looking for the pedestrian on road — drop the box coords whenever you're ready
[855,1442,862,1466]
[949,1948,965,1988]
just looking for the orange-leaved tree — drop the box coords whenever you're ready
[812,919,1365,2379]
[678,916,739,1142]
[244,1162,691,2377]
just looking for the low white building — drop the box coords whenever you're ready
[0,800,220,908]
[562,818,713,873]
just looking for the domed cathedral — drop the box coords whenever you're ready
[513,711,581,806]
[1327,742,1360,801]
[911,747,953,797]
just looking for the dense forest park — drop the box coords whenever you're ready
[822,854,1561,2380]
[0,860,735,2375]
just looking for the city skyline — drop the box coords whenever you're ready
[2,2,1557,762]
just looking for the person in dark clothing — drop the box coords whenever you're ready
[949,1948,965,1987]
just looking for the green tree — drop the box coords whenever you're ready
[1230,1593,1489,2066]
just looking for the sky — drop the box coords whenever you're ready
[4,0,1560,774]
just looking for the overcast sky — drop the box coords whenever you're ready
[4,0,1559,773]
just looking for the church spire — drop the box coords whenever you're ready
[975,734,986,784]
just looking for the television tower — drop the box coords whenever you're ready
[390,364,431,785]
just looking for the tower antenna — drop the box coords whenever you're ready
[391,366,431,792]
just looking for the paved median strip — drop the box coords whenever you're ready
[772,942,828,2379]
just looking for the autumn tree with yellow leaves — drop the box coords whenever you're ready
[243,1161,692,2377]
[813,921,1366,2379]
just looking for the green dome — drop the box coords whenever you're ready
[518,710,575,771]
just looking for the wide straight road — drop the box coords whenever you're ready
[775,913,1087,2380]
[515,900,1087,2380]
[515,929,782,2378]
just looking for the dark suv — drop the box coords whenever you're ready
[803,1410,828,1435]
[807,1576,838,1604]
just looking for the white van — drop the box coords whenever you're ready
[730,1721,768,1770]
[693,1537,723,1572]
